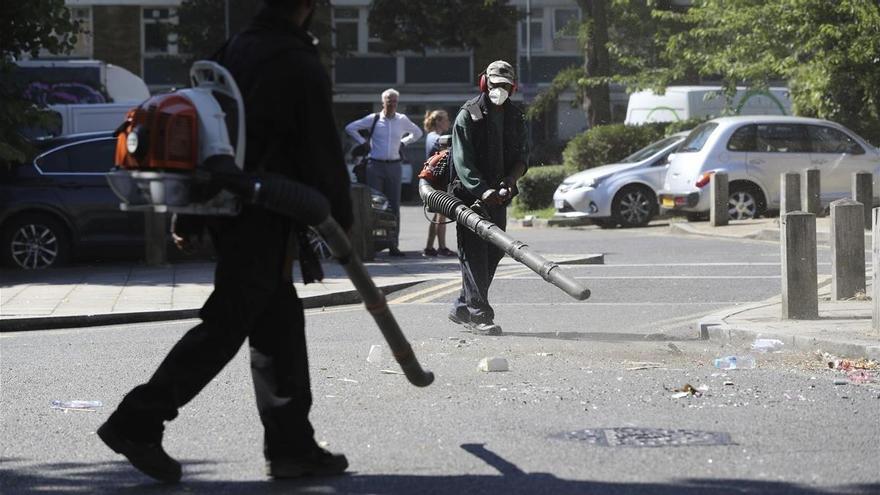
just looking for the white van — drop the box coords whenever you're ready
[12,60,150,137]
[625,86,792,125]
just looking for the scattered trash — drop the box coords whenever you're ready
[847,370,875,384]
[536,352,554,357]
[338,378,359,383]
[815,351,879,371]
[713,355,756,370]
[51,400,102,411]
[833,379,849,386]
[366,344,384,364]
[667,343,683,355]
[669,383,703,398]
[751,338,784,353]
[723,381,735,386]
[478,356,509,372]
[623,360,664,371]
[379,369,404,375]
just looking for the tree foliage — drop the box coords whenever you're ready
[367,0,519,53]
[0,0,80,162]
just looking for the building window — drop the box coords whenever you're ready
[69,7,93,58]
[142,8,178,55]
[552,8,580,52]
[333,7,359,53]
[519,7,544,52]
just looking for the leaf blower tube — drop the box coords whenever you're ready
[419,179,591,301]
[212,168,434,387]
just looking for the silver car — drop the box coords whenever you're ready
[658,116,880,220]
[553,132,688,228]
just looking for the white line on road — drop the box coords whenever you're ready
[498,275,781,280]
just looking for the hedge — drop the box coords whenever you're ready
[517,164,567,210]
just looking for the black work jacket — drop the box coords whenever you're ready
[218,7,353,230]
[451,93,529,201]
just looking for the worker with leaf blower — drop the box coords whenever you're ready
[447,60,530,336]
[98,0,354,483]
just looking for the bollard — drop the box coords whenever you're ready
[144,211,168,266]
[710,172,728,226]
[780,172,801,215]
[349,184,374,261]
[830,199,866,301]
[873,208,880,333]
[780,211,818,319]
[853,171,873,229]
[801,168,821,216]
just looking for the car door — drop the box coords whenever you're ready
[806,124,873,203]
[747,123,811,208]
[36,138,143,246]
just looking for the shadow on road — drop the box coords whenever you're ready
[1,443,874,495]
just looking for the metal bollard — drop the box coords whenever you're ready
[780,211,818,319]
[780,172,801,215]
[873,208,880,333]
[830,199,866,301]
[710,172,728,226]
[802,168,821,216]
[853,171,873,229]
[349,184,374,261]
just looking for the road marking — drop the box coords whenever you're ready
[408,301,759,306]
[497,275,782,280]
[397,266,533,304]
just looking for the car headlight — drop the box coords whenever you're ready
[570,175,607,190]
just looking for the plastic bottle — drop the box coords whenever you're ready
[713,355,756,370]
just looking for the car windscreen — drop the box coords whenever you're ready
[677,122,719,153]
[621,135,684,163]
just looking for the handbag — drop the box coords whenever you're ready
[352,113,380,184]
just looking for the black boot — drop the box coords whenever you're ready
[97,421,182,483]
[267,446,349,479]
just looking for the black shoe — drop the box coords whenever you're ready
[267,447,349,479]
[466,321,503,336]
[448,312,469,326]
[388,248,405,257]
[97,421,181,483]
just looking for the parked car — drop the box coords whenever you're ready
[308,186,397,259]
[0,131,146,269]
[553,132,689,228]
[658,116,880,220]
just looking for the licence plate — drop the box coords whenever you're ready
[661,197,674,208]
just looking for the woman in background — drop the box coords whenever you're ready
[422,110,456,257]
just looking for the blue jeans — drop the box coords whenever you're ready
[366,159,401,249]
[452,203,507,324]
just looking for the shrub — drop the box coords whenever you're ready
[562,123,665,171]
[517,164,567,210]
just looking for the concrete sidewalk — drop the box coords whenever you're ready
[669,216,879,360]
[0,252,602,332]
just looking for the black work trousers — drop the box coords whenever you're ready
[452,203,507,324]
[109,210,317,460]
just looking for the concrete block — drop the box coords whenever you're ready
[478,356,509,372]
[710,172,729,227]
[780,212,818,319]
[830,199,866,300]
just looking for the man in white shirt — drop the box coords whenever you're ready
[345,88,423,256]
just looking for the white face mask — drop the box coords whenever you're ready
[488,87,509,106]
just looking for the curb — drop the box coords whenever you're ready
[669,221,873,245]
[0,280,422,333]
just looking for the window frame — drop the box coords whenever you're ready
[142,7,179,56]
[33,138,116,176]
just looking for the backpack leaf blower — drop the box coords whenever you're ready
[107,61,433,387]
[419,143,591,301]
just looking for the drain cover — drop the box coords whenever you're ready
[553,427,731,447]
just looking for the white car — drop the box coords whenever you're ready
[553,132,689,228]
[658,116,880,220]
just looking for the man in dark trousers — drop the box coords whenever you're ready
[97,0,353,483]
[448,60,529,336]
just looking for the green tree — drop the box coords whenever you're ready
[367,0,519,53]
[652,0,880,144]
[0,1,80,162]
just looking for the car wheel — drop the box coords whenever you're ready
[307,230,333,260]
[1,213,71,269]
[612,186,655,228]
[728,187,760,220]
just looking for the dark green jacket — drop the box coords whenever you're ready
[451,93,529,200]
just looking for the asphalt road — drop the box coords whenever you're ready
[2,212,878,494]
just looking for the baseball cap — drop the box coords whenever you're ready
[486,60,515,86]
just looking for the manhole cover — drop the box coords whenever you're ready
[553,427,732,448]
